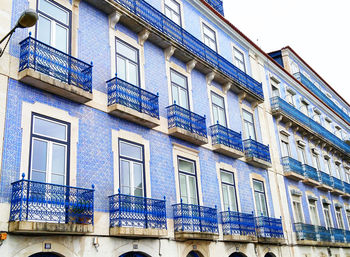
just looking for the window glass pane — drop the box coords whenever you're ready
[188,176,198,204]
[228,186,237,211]
[179,159,194,174]
[117,41,137,62]
[34,117,67,140]
[212,93,224,108]
[222,185,229,209]
[165,0,179,12]
[31,171,46,183]
[171,71,186,89]
[218,109,226,125]
[253,180,263,192]
[51,174,64,185]
[180,174,188,203]
[133,163,143,193]
[243,110,253,123]
[120,141,142,160]
[32,139,48,172]
[51,143,65,175]
[171,85,179,105]
[203,25,215,41]
[37,15,51,45]
[259,194,268,216]
[128,62,138,86]
[255,193,262,215]
[120,160,130,194]
[221,171,234,184]
[117,57,126,81]
[39,0,68,25]
[179,88,189,109]
[55,23,67,53]
[247,123,256,140]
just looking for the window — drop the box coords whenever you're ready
[253,180,268,216]
[116,39,140,86]
[211,92,227,126]
[346,210,350,228]
[119,140,144,197]
[178,158,198,205]
[292,195,303,223]
[313,110,321,124]
[308,200,319,225]
[335,163,342,180]
[297,146,307,165]
[291,62,299,75]
[30,114,69,185]
[37,0,70,53]
[242,110,256,140]
[170,69,189,109]
[300,101,309,117]
[335,206,344,229]
[335,126,343,139]
[280,134,290,157]
[322,203,333,229]
[202,23,217,51]
[164,0,181,26]
[345,169,350,183]
[220,170,238,211]
[271,84,280,97]
[312,153,321,171]
[324,157,331,174]
[233,47,245,72]
[285,89,295,106]
[325,118,332,131]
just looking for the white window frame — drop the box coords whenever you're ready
[308,199,320,226]
[201,21,218,52]
[211,91,227,126]
[292,194,304,223]
[220,169,238,211]
[280,133,291,157]
[335,206,345,229]
[178,157,198,205]
[233,46,246,72]
[322,203,333,229]
[163,0,183,26]
[242,109,256,140]
[285,88,296,106]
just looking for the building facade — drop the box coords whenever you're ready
[0,0,348,257]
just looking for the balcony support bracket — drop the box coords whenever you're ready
[165,45,176,61]
[186,59,197,73]
[109,10,122,29]
[286,121,293,131]
[206,72,216,85]
[223,82,231,94]
[238,92,247,104]
[138,29,150,46]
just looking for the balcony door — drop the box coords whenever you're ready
[171,70,189,109]
[178,158,198,205]
[29,114,69,185]
[253,180,268,217]
[116,39,140,86]
[37,0,70,53]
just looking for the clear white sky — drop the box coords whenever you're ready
[223,0,350,105]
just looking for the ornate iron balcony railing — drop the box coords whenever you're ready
[345,230,350,242]
[255,216,284,239]
[221,210,256,236]
[332,176,344,191]
[319,171,333,188]
[210,124,243,151]
[271,97,350,156]
[302,164,319,182]
[243,138,271,163]
[19,35,92,92]
[109,191,167,230]
[331,228,346,243]
[204,0,224,15]
[166,104,207,137]
[294,223,318,241]
[281,156,304,176]
[294,223,337,242]
[344,182,350,194]
[9,175,94,225]
[107,76,159,119]
[172,201,218,234]
[113,0,263,100]
[317,225,332,242]
[294,72,350,125]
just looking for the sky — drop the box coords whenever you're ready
[223,0,350,105]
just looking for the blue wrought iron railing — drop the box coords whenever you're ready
[166,104,207,138]
[331,228,346,243]
[345,230,350,242]
[113,0,263,99]
[203,0,224,15]
[255,216,284,239]
[332,176,344,191]
[318,225,332,242]
[19,34,93,92]
[294,223,318,241]
[319,171,333,188]
[281,156,304,176]
[9,175,94,225]
[221,210,256,236]
[294,72,350,125]
[344,182,350,194]
[172,201,218,234]
[302,164,319,182]
[243,138,271,163]
[210,124,243,152]
[271,97,350,156]
[109,191,167,230]
[107,76,159,119]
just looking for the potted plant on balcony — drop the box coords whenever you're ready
[69,200,92,225]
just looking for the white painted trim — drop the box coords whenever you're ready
[250,173,270,216]
[200,17,220,53]
[288,188,305,223]
[208,85,230,127]
[231,41,247,73]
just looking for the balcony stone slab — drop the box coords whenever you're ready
[174,231,219,241]
[223,234,258,242]
[9,221,93,234]
[302,178,320,187]
[18,69,93,104]
[108,103,160,128]
[212,144,244,158]
[284,171,304,181]
[169,127,208,145]
[317,184,333,192]
[245,156,272,169]
[109,226,167,238]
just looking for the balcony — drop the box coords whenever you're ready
[243,139,272,169]
[331,228,346,243]
[332,177,345,195]
[317,171,333,191]
[302,164,320,187]
[18,35,93,103]
[271,97,350,158]
[281,156,304,181]
[255,216,284,244]
[210,124,244,158]
[9,176,94,234]
[107,76,160,128]
[172,202,218,240]
[109,192,167,238]
[221,210,257,242]
[204,0,224,15]
[167,104,208,145]
[294,72,350,125]
[343,182,350,198]
[85,0,263,102]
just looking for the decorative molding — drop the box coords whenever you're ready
[206,72,216,85]
[222,82,231,94]
[109,10,122,29]
[238,92,247,104]
[285,121,293,131]
[291,189,302,196]
[164,45,176,61]
[138,29,150,46]
[307,195,318,201]
[186,59,197,73]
